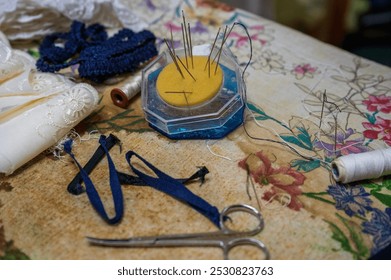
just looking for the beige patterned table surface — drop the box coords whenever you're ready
[1,0,390,260]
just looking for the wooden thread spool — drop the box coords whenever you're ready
[110,73,142,108]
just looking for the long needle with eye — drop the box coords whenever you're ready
[164,39,185,79]
[214,24,235,74]
[176,55,197,81]
[165,91,193,94]
[213,26,227,74]
[245,161,262,211]
[319,90,341,157]
[182,11,192,69]
[165,90,192,111]
[188,23,194,69]
[170,27,176,58]
[319,90,326,128]
[204,27,221,77]
[181,23,189,68]
[334,116,338,157]
[183,91,190,109]
[213,24,235,62]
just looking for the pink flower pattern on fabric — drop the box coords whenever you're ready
[363,94,391,114]
[239,151,306,211]
[362,117,391,146]
[229,25,270,48]
[291,63,318,79]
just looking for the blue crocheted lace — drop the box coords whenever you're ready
[37,21,158,83]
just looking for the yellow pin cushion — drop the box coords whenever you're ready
[142,14,246,139]
[156,56,223,107]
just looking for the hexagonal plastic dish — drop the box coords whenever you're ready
[141,44,245,139]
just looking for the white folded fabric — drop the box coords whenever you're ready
[0,32,99,175]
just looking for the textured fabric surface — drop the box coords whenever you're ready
[1,0,390,260]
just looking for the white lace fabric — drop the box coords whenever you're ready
[0,32,99,175]
[0,0,147,41]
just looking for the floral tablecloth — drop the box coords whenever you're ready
[1,0,390,260]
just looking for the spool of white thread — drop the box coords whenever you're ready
[331,148,391,183]
[110,73,142,108]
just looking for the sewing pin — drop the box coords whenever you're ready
[319,90,326,128]
[318,90,341,157]
[213,25,234,74]
[176,55,197,82]
[165,91,193,94]
[245,159,262,211]
[169,91,190,110]
[165,90,192,111]
[184,93,190,110]
[181,23,189,68]
[334,116,338,157]
[182,11,192,67]
[187,22,194,69]
[170,27,176,58]
[213,26,228,74]
[164,39,185,79]
[214,24,235,74]
[204,27,221,78]
[208,55,211,78]
[210,26,227,66]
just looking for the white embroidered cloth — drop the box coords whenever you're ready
[0,32,99,175]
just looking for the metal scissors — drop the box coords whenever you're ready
[86,204,270,260]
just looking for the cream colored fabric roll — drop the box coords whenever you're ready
[0,32,99,175]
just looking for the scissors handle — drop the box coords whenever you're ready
[219,204,264,236]
[223,237,270,260]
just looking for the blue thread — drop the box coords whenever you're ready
[37,21,157,83]
[125,151,221,228]
[64,136,124,224]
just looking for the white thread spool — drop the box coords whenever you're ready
[110,73,142,108]
[331,148,391,183]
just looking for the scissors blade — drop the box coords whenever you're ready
[86,235,224,248]
[86,236,160,247]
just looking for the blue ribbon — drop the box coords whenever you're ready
[64,134,220,227]
[125,151,221,228]
[64,135,124,224]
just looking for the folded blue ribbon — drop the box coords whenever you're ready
[64,135,124,224]
[65,134,220,227]
[125,151,221,228]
